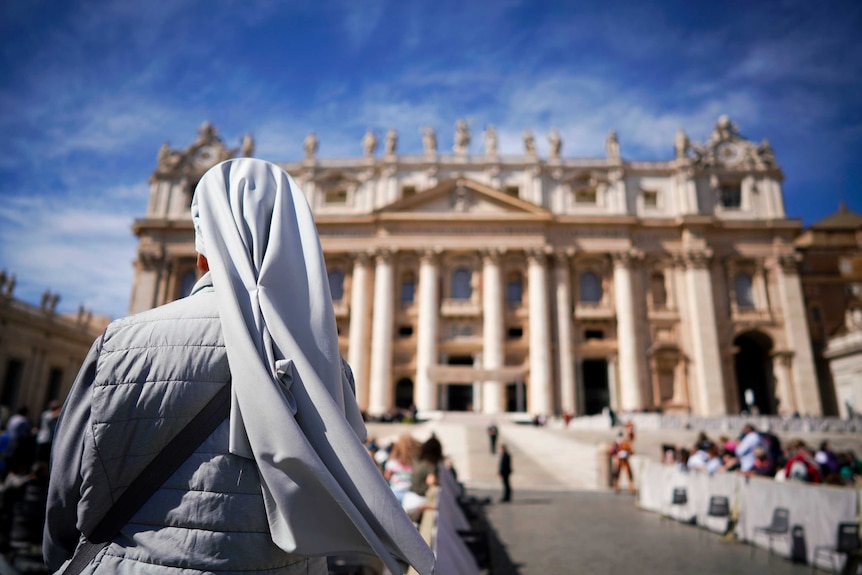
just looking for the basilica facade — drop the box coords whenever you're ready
[130,117,823,417]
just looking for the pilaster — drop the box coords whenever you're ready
[682,249,727,415]
[775,253,822,415]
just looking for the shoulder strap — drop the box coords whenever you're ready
[61,383,231,575]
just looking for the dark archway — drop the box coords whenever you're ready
[733,331,775,415]
[394,378,414,410]
[445,356,474,411]
[582,359,610,415]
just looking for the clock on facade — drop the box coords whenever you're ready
[716,142,743,165]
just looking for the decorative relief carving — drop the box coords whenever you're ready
[481,247,505,264]
[687,115,778,170]
[450,185,474,212]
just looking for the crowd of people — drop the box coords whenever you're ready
[661,423,862,486]
[365,433,447,523]
[0,402,62,555]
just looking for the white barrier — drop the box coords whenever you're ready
[433,465,480,575]
[637,460,860,567]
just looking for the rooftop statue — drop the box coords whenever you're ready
[484,125,498,156]
[422,126,437,155]
[674,128,689,160]
[304,131,318,160]
[605,130,619,161]
[549,129,563,160]
[240,133,255,157]
[384,129,397,156]
[453,119,470,155]
[523,130,536,157]
[362,129,378,157]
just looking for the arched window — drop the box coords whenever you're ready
[579,271,603,304]
[328,270,345,301]
[401,272,416,304]
[451,267,472,300]
[506,272,523,304]
[735,273,754,308]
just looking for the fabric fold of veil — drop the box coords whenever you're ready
[190,158,435,575]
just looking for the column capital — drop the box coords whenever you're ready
[611,249,644,268]
[776,253,802,274]
[771,349,794,367]
[351,250,372,266]
[553,247,577,265]
[481,247,506,264]
[419,247,443,265]
[682,249,713,270]
[526,246,553,264]
[373,248,395,262]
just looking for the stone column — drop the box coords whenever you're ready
[482,249,506,413]
[368,249,395,416]
[347,252,371,411]
[776,254,822,415]
[554,250,577,414]
[772,351,796,416]
[613,251,643,411]
[415,249,440,412]
[683,250,727,415]
[607,355,620,411]
[527,249,552,414]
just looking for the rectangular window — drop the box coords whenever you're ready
[575,189,597,204]
[504,185,520,198]
[585,330,604,340]
[325,189,348,205]
[507,326,523,339]
[402,185,417,199]
[398,325,414,338]
[642,190,658,208]
[720,184,741,209]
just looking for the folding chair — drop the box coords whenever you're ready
[751,507,790,560]
[812,522,860,574]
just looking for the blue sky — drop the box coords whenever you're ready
[1,0,860,319]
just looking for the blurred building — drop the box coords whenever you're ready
[130,117,825,417]
[0,271,109,419]
[796,207,862,417]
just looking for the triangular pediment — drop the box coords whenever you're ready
[376,178,550,218]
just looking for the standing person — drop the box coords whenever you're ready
[35,400,62,463]
[487,422,498,454]
[735,423,763,473]
[44,159,434,575]
[6,406,34,470]
[610,432,635,494]
[499,444,512,503]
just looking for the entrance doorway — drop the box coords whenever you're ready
[733,331,775,415]
[394,378,414,410]
[445,355,474,411]
[582,359,610,415]
[505,382,527,412]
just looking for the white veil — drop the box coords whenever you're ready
[190,158,434,575]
